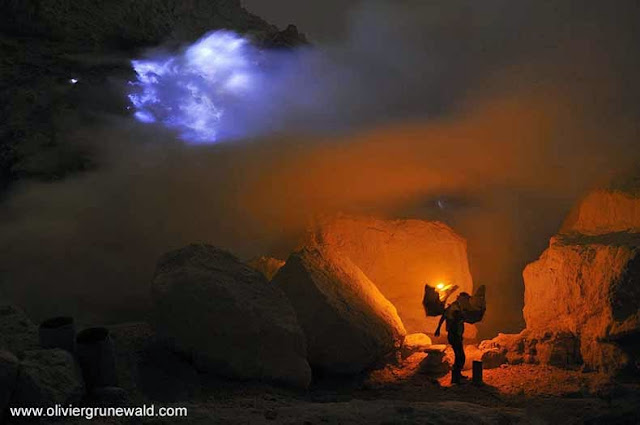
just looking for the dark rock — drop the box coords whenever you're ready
[264,409,278,420]
[534,332,582,368]
[108,321,200,402]
[0,0,306,50]
[0,350,19,416]
[11,349,84,407]
[152,244,311,388]
[267,24,309,49]
[480,349,507,369]
[420,346,451,377]
[0,305,39,357]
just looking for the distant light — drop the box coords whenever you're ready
[436,199,446,210]
[69,78,79,84]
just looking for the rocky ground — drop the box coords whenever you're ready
[36,363,640,425]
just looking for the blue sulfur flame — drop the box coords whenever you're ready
[128,31,259,143]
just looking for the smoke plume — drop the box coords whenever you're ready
[1,0,638,335]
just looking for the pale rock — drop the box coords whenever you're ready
[273,247,406,374]
[401,333,432,358]
[523,232,640,373]
[561,189,640,235]
[307,215,474,334]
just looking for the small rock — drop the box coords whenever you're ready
[12,349,84,407]
[419,349,451,377]
[401,333,432,358]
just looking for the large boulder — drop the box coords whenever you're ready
[523,232,640,373]
[272,248,406,374]
[561,189,640,235]
[11,349,84,407]
[0,305,39,357]
[306,216,474,334]
[151,244,311,388]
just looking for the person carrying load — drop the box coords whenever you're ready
[423,283,486,384]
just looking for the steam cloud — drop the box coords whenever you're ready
[129,31,261,142]
[1,0,639,335]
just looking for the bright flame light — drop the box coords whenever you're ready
[435,281,453,301]
[128,30,259,143]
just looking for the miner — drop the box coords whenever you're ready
[435,292,471,384]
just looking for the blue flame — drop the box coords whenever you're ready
[128,31,259,143]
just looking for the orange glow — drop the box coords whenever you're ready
[434,281,453,301]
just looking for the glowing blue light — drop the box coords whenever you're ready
[134,111,156,123]
[128,30,259,143]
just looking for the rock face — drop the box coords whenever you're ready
[247,256,286,281]
[523,229,640,373]
[479,331,582,368]
[307,216,474,334]
[0,0,307,49]
[272,248,406,374]
[0,305,39,356]
[561,190,640,235]
[151,244,311,388]
[11,349,84,407]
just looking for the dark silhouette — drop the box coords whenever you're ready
[435,292,471,384]
[422,283,459,317]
